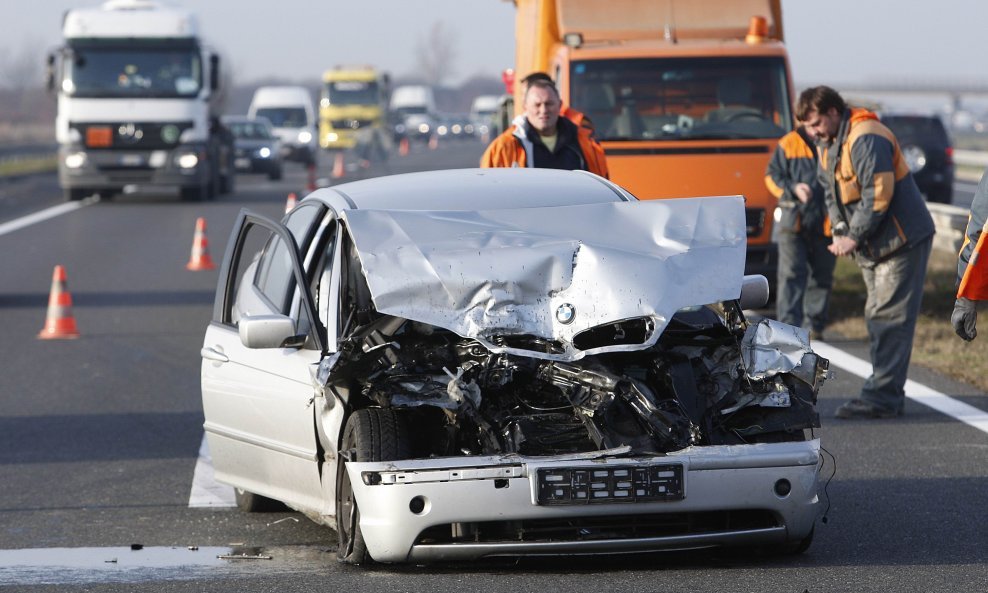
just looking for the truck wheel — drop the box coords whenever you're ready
[268,165,283,181]
[336,408,412,565]
[220,171,234,195]
[180,185,206,202]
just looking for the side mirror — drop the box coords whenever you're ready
[45,53,56,93]
[239,314,304,349]
[739,274,769,310]
[210,54,220,91]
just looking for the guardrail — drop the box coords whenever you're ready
[955,149,988,168]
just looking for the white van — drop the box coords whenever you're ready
[390,85,437,143]
[248,86,316,164]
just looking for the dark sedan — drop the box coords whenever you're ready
[880,113,954,203]
[221,115,283,180]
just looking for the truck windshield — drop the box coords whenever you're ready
[324,80,379,106]
[570,57,792,141]
[63,41,202,99]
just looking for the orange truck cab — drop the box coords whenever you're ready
[513,0,793,283]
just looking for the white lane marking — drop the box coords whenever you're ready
[0,197,98,237]
[955,181,979,193]
[188,434,236,508]
[813,341,988,434]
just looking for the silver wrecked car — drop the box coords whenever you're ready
[200,168,828,565]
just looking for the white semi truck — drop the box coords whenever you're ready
[47,0,234,201]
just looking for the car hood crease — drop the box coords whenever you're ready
[340,196,747,360]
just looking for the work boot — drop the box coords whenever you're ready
[834,398,901,419]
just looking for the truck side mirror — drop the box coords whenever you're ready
[45,53,56,93]
[210,54,220,91]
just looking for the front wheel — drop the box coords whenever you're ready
[234,487,284,512]
[336,408,412,565]
[64,188,89,201]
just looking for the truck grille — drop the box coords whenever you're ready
[73,121,194,150]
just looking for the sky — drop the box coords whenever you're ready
[3,0,988,110]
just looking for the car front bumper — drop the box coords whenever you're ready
[346,439,821,563]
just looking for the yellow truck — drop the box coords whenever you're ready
[319,66,390,152]
[511,0,792,284]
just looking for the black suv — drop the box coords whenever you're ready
[879,113,954,203]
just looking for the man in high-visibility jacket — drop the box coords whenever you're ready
[798,86,935,419]
[952,176,988,340]
[480,79,608,178]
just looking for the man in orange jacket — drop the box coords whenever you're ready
[952,178,988,340]
[480,79,608,178]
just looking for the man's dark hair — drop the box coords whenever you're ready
[795,86,847,121]
[521,71,553,87]
[524,78,560,100]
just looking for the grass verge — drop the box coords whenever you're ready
[827,247,988,392]
[0,155,58,178]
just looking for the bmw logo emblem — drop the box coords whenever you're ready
[555,303,576,324]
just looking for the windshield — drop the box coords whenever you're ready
[570,57,792,141]
[63,41,201,98]
[880,116,949,145]
[254,108,308,128]
[394,106,428,117]
[324,80,379,106]
[227,121,274,140]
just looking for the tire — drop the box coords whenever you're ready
[234,487,284,512]
[336,408,412,565]
[64,188,89,201]
[220,170,234,195]
[269,165,283,181]
[769,526,814,555]
[180,184,206,202]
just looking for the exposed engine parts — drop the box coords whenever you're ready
[329,305,825,458]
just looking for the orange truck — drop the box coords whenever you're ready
[512,0,793,283]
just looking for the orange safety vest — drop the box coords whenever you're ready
[958,220,988,300]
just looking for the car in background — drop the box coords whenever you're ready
[879,113,954,203]
[200,168,828,565]
[221,115,283,180]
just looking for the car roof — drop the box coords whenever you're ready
[305,168,636,212]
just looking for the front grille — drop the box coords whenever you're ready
[745,207,765,237]
[329,119,373,130]
[415,510,780,545]
[74,121,194,150]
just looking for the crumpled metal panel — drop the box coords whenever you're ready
[341,196,746,361]
[741,318,812,380]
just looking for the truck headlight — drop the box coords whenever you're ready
[176,152,199,169]
[327,132,339,142]
[298,131,313,144]
[418,123,430,134]
[64,152,87,169]
[258,147,271,158]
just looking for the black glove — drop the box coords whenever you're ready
[951,297,978,341]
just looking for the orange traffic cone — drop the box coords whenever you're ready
[331,152,345,179]
[306,163,317,191]
[186,217,216,271]
[285,192,298,213]
[38,264,80,340]
[428,134,438,150]
[398,137,410,156]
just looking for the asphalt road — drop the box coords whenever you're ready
[1,140,987,592]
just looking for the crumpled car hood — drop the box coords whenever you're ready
[341,196,746,361]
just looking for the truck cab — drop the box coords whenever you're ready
[513,0,793,281]
[48,0,233,202]
[319,66,390,153]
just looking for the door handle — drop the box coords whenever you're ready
[200,346,229,363]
